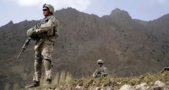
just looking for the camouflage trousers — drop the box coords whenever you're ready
[33,42,54,82]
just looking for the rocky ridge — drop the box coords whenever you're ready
[19,71,169,90]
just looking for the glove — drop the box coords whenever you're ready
[93,73,97,78]
[27,29,35,37]
[27,28,39,40]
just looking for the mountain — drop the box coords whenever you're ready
[0,8,169,89]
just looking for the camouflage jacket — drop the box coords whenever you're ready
[93,66,108,78]
[32,15,59,49]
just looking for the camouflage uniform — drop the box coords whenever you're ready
[93,59,108,78]
[93,66,108,78]
[28,15,59,82]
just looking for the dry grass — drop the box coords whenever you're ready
[53,71,73,85]
[53,72,59,85]
[13,83,20,90]
[59,71,66,83]
[65,72,72,82]
[5,83,10,90]
[40,75,46,86]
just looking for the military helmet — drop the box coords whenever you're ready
[97,59,104,64]
[43,3,54,14]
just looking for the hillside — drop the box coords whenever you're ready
[0,8,169,89]
[19,71,169,90]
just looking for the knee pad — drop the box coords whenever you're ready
[44,59,51,63]
[44,59,52,70]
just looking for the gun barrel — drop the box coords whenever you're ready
[17,50,23,59]
[17,38,31,59]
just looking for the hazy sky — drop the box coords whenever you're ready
[1,0,169,27]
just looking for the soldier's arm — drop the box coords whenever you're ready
[102,67,108,76]
[27,25,37,35]
[96,68,102,74]
[36,16,59,34]
[93,69,99,78]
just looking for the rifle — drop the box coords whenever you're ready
[17,38,31,59]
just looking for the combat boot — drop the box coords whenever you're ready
[25,81,40,88]
[43,79,52,86]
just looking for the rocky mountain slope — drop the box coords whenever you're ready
[0,8,169,89]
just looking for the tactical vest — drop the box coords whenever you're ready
[38,16,59,37]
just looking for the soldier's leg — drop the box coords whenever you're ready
[25,49,42,88]
[43,59,52,82]
[33,50,43,82]
[41,44,54,82]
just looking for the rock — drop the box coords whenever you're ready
[164,86,169,90]
[154,80,166,87]
[117,82,122,85]
[135,83,147,89]
[120,85,134,90]
[102,86,113,90]
[135,83,150,90]
[151,86,163,90]
[95,87,101,90]
[142,86,150,90]
[54,88,60,90]
[75,85,82,89]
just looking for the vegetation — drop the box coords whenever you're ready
[13,83,20,90]
[20,71,169,90]
[4,83,10,90]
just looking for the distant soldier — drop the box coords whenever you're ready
[25,3,59,88]
[93,59,108,78]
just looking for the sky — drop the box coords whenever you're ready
[1,0,169,27]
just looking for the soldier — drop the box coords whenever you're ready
[25,3,59,88]
[93,59,108,78]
